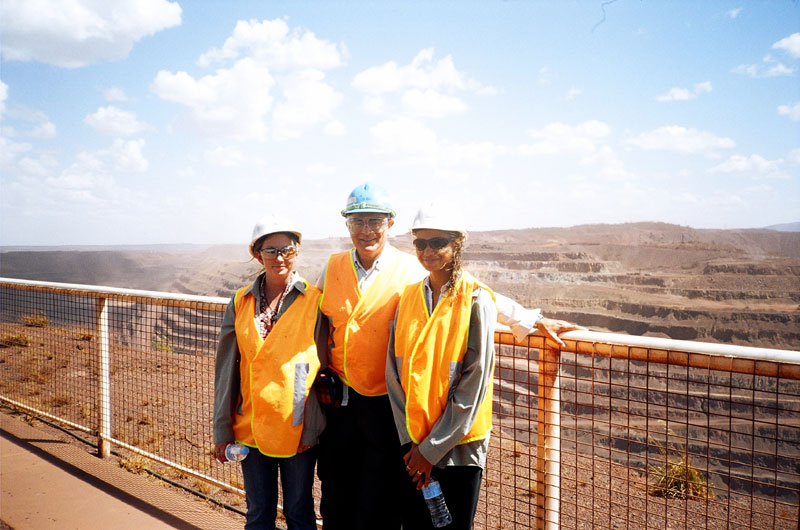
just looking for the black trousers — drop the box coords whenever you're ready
[400,462,483,530]
[318,391,406,530]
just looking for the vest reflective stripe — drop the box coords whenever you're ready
[319,250,423,396]
[395,272,495,445]
[231,282,321,457]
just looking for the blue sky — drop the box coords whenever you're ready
[1,1,798,245]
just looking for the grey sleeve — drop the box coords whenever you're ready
[299,386,326,447]
[418,289,497,465]
[386,308,413,446]
[212,296,240,444]
[300,308,329,446]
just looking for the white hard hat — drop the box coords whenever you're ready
[411,202,467,237]
[249,214,302,257]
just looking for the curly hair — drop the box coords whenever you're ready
[445,232,465,295]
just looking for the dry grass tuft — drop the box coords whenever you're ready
[0,332,32,347]
[23,313,49,328]
[192,478,216,495]
[21,359,51,384]
[647,421,713,501]
[74,329,94,341]
[151,331,173,353]
[48,392,72,407]
[119,456,149,474]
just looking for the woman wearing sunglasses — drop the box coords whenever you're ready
[387,203,579,529]
[213,214,324,530]
[384,203,497,530]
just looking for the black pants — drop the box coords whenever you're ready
[318,391,406,530]
[400,463,483,530]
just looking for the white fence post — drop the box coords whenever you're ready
[96,296,111,458]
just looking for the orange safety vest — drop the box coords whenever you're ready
[319,249,423,396]
[232,282,321,457]
[394,272,495,446]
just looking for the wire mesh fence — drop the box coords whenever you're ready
[1,278,798,529]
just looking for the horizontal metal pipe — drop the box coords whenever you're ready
[0,278,229,309]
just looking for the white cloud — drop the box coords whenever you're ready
[565,88,582,101]
[177,166,196,178]
[104,87,131,102]
[1,104,57,139]
[401,89,467,118]
[370,117,438,157]
[786,148,800,166]
[84,106,146,136]
[353,49,491,121]
[197,18,345,70]
[369,117,505,169]
[18,154,59,177]
[657,81,712,101]
[727,8,743,19]
[0,81,7,117]
[44,139,147,197]
[108,138,148,172]
[733,54,794,77]
[707,154,787,179]
[271,69,342,141]
[28,121,57,139]
[521,120,611,158]
[0,0,181,68]
[307,162,335,175]
[0,136,33,165]
[353,48,491,95]
[204,145,245,167]
[536,66,551,85]
[324,120,345,136]
[657,87,692,102]
[362,95,387,116]
[153,19,345,142]
[152,57,275,141]
[626,126,735,155]
[777,102,800,121]
[773,32,800,58]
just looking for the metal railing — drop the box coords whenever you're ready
[1,278,798,529]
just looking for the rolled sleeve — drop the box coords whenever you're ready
[495,291,541,343]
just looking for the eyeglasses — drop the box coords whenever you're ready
[412,237,454,251]
[259,245,298,260]
[346,217,388,233]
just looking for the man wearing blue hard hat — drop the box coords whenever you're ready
[315,182,579,530]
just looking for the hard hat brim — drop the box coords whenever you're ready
[341,205,396,217]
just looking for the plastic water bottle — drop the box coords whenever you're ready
[225,443,249,462]
[422,478,452,528]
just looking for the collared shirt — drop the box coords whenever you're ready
[212,272,325,446]
[315,243,397,291]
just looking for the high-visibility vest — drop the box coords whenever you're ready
[319,249,423,396]
[394,272,495,446]
[231,282,321,457]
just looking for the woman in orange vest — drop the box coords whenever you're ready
[385,203,509,529]
[213,214,324,530]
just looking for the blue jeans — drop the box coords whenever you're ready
[240,447,317,530]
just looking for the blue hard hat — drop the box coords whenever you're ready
[340,182,396,217]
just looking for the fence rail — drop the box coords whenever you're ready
[1,278,798,529]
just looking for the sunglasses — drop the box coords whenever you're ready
[259,245,298,260]
[412,237,454,251]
